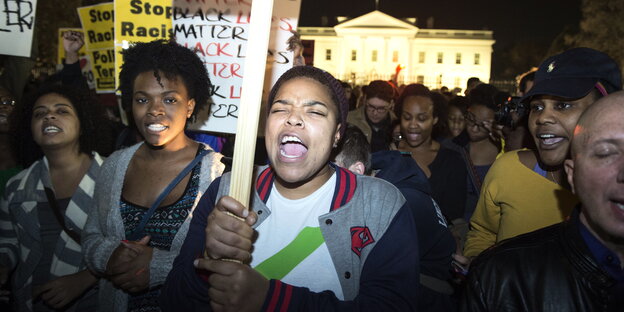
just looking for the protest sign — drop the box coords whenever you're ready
[173,0,302,134]
[88,48,116,92]
[114,0,173,91]
[77,2,114,51]
[57,28,96,90]
[0,0,37,57]
[77,2,115,93]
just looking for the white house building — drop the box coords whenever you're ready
[299,10,495,90]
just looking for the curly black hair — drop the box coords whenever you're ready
[118,40,212,122]
[11,83,108,167]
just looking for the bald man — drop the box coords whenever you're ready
[460,92,624,312]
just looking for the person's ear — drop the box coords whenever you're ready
[433,116,439,125]
[186,99,196,119]
[348,161,366,175]
[333,124,342,148]
[564,159,576,194]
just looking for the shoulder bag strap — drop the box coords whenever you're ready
[461,146,483,191]
[44,187,82,244]
[127,148,209,241]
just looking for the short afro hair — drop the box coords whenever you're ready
[118,40,212,122]
[448,96,469,114]
[468,83,499,111]
[395,83,431,116]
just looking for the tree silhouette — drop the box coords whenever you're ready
[563,0,624,73]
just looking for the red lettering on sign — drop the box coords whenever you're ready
[230,85,241,99]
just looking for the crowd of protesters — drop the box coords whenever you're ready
[0,28,622,312]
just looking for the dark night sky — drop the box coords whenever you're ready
[299,0,583,77]
[300,0,581,44]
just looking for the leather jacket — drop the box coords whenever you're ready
[460,208,622,312]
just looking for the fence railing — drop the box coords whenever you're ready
[334,73,517,94]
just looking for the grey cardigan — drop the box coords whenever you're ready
[82,142,224,312]
[1,153,104,312]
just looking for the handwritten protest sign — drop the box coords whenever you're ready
[77,2,115,93]
[0,0,37,57]
[173,0,301,134]
[114,0,173,91]
[57,28,95,90]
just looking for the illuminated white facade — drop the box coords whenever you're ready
[299,10,495,90]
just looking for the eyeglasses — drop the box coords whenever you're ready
[366,103,388,114]
[465,113,493,130]
[1,99,15,106]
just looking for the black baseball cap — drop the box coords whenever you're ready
[521,47,622,103]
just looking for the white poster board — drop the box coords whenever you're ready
[0,0,37,57]
[173,0,302,134]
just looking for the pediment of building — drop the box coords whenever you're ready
[335,10,418,34]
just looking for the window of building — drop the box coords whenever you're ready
[418,52,425,63]
[372,50,378,62]
[416,75,424,84]
[474,53,480,65]
[437,52,443,64]
[456,53,461,64]
[454,77,461,88]
[392,51,399,62]
[351,50,357,61]
[325,49,332,61]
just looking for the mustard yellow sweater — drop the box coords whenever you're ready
[463,150,578,258]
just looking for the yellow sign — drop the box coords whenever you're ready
[77,2,114,51]
[90,49,116,91]
[77,2,115,93]
[57,28,87,65]
[114,0,173,91]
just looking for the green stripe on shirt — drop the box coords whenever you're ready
[254,226,325,280]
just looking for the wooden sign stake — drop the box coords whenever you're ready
[229,0,276,208]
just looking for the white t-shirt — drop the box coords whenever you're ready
[251,173,344,299]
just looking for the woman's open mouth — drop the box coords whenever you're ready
[280,135,308,159]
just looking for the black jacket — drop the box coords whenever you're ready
[442,132,481,220]
[460,208,622,312]
[372,150,456,311]
[428,146,468,221]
